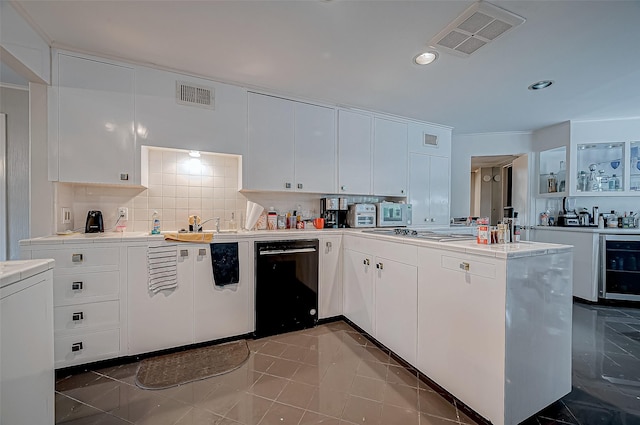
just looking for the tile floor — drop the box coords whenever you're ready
[55,302,640,425]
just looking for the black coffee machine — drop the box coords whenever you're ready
[320,198,348,228]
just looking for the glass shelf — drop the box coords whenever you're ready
[575,142,625,193]
[538,147,566,195]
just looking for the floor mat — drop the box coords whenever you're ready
[135,340,250,389]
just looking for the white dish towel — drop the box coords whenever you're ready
[147,244,178,293]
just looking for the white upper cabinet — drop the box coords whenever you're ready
[246,92,336,193]
[294,102,336,193]
[338,110,372,195]
[373,117,408,196]
[51,52,136,185]
[408,121,452,155]
[409,153,450,226]
[135,67,247,155]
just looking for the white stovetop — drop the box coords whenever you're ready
[0,259,55,289]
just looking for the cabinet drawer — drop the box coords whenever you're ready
[54,328,120,368]
[31,247,119,271]
[54,300,119,332]
[53,271,119,305]
[441,255,496,279]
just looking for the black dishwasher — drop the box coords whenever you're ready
[255,239,319,338]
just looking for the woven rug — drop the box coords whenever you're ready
[135,340,250,390]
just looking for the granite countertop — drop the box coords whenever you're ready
[19,228,570,259]
[0,259,55,289]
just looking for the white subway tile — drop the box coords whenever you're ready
[162,150,177,165]
[149,172,162,186]
[201,187,214,198]
[202,198,214,210]
[163,173,176,186]
[134,197,148,209]
[176,174,189,186]
[176,186,189,198]
[148,186,162,198]
[189,175,202,187]
[189,198,202,210]
[163,197,176,209]
[148,196,162,209]
[162,160,177,174]
[225,188,238,199]
[202,176,214,187]
[212,166,225,177]
[188,187,202,198]
[161,209,176,221]
[163,185,176,197]
[175,197,189,208]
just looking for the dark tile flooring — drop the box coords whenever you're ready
[55,302,640,425]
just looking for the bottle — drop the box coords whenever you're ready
[547,172,557,193]
[267,207,277,230]
[558,161,566,192]
[151,210,161,234]
[229,212,237,230]
[598,215,605,229]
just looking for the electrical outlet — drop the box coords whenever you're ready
[118,207,129,221]
[61,207,71,224]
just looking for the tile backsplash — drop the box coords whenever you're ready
[58,147,247,233]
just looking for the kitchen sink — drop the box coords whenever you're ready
[362,228,475,242]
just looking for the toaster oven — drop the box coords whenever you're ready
[346,204,376,228]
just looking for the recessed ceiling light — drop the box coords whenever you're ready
[189,150,201,158]
[414,51,438,65]
[528,80,554,90]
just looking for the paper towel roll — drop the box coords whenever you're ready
[245,201,265,230]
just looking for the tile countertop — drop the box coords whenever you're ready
[20,229,571,259]
[534,226,640,235]
[0,259,55,289]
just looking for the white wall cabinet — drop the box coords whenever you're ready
[128,242,253,356]
[337,110,372,195]
[51,52,137,185]
[135,67,247,155]
[373,117,408,196]
[409,153,450,226]
[318,235,343,319]
[246,93,336,193]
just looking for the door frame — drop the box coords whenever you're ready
[1,113,7,260]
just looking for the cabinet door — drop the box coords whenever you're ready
[373,117,408,196]
[294,102,336,193]
[319,236,343,319]
[247,93,295,191]
[343,249,374,335]
[409,153,431,225]
[193,242,252,343]
[338,110,372,195]
[374,257,417,364]
[57,54,135,185]
[417,248,504,422]
[428,155,450,226]
[127,246,193,355]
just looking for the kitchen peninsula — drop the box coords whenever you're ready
[20,229,573,425]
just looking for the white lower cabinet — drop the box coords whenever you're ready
[128,242,253,356]
[318,236,343,319]
[342,236,417,364]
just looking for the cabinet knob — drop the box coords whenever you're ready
[119,173,129,181]
[326,241,332,249]
[341,185,346,191]
[72,312,84,321]
[460,262,470,271]
[198,248,207,257]
[401,189,405,194]
[71,342,83,352]
[71,281,83,290]
[285,182,292,189]
[376,262,384,270]
[431,218,435,222]
[424,218,428,222]
[297,183,303,189]
[71,253,83,263]
[364,258,370,266]
[180,249,189,257]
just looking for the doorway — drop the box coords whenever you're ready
[470,154,528,226]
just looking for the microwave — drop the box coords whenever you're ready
[376,202,412,227]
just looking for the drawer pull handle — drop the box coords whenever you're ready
[71,342,83,352]
[72,312,84,321]
[297,183,303,189]
[363,259,370,266]
[460,262,470,271]
[376,262,384,270]
[72,253,83,263]
[72,281,83,290]
[198,248,207,257]
[180,249,189,257]
[326,241,332,249]
[285,182,292,189]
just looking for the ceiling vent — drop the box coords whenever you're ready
[429,1,525,57]
[423,133,438,147]
[176,81,215,109]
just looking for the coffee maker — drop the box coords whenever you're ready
[320,198,348,228]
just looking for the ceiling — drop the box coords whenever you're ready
[10,0,640,134]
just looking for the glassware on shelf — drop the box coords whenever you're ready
[558,161,566,192]
[547,172,558,193]
[577,171,588,192]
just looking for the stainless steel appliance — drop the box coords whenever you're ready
[558,197,579,227]
[599,234,640,301]
[375,202,412,227]
[320,197,348,228]
[85,210,104,233]
[346,204,376,228]
[255,240,319,338]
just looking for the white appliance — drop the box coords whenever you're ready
[347,204,376,228]
[376,202,412,227]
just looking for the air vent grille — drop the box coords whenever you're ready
[430,1,524,57]
[176,81,215,109]
[424,133,438,147]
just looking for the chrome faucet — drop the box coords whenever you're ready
[192,217,220,233]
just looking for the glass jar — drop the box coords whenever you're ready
[547,172,558,193]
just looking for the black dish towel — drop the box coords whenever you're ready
[210,243,239,286]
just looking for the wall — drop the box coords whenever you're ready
[0,86,29,259]
[450,132,533,218]
[29,82,53,238]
